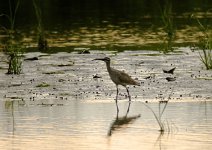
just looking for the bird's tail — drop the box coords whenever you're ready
[133,80,140,86]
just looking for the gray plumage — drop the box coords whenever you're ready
[94,57,140,112]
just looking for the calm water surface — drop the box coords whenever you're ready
[0,100,211,150]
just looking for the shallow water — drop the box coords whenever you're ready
[1,49,212,149]
[0,100,212,150]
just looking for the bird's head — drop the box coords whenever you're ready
[93,57,111,63]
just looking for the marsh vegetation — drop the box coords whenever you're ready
[33,0,48,51]
[1,0,23,74]
[191,11,212,69]
[0,0,212,149]
[160,0,175,53]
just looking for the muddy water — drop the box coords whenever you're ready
[0,48,212,149]
[0,101,212,150]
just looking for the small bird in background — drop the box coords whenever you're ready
[94,57,140,112]
[163,67,176,74]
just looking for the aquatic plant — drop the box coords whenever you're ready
[144,102,168,132]
[199,48,212,70]
[0,0,20,35]
[159,0,175,53]
[6,43,23,74]
[191,11,212,69]
[33,0,48,50]
[143,89,173,133]
[5,39,24,74]
[36,82,50,87]
[199,29,212,70]
[0,0,23,74]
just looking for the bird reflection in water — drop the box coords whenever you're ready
[108,102,141,136]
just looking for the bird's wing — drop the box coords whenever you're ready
[117,70,138,85]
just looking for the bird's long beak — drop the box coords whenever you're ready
[93,58,105,61]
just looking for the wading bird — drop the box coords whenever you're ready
[94,57,140,112]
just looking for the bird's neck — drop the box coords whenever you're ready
[105,61,111,73]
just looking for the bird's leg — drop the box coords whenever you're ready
[125,86,131,102]
[115,85,119,113]
[126,100,131,116]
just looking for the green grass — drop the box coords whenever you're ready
[199,31,212,70]
[0,0,24,74]
[6,43,23,74]
[159,0,175,53]
[191,11,212,69]
[0,0,20,33]
[36,82,50,87]
[199,49,212,70]
[33,0,48,50]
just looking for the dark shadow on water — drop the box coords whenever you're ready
[107,102,141,136]
[155,132,165,150]
[5,100,15,135]
[154,131,174,150]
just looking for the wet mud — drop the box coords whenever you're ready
[0,48,212,106]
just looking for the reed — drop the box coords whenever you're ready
[1,0,23,74]
[191,11,212,69]
[199,49,212,70]
[33,0,48,50]
[198,27,212,70]
[0,0,19,39]
[143,89,173,133]
[6,43,23,74]
[159,0,175,53]
[144,102,168,132]
[2,0,20,33]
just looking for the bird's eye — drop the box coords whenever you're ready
[105,57,110,61]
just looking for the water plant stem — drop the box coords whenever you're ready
[1,0,23,74]
[192,10,212,69]
[143,88,173,132]
[159,0,175,53]
[33,0,48,50]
